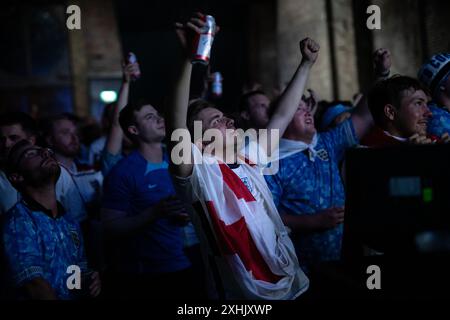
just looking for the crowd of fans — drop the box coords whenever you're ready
[1,13,450,300]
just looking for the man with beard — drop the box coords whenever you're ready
[42,113,103,217]
[42,114,104,271]
[0,112,86,221]
[1,140,101,299]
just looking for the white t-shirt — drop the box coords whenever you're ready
[62,163,103,214]
[0,170,19,215]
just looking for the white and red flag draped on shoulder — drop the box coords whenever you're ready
[188,143,309,300]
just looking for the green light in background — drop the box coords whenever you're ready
[100,90,117,103]
[423,188,433,203]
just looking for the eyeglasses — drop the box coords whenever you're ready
[16,147,54,169]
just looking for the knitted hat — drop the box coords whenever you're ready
[418,53,450,98]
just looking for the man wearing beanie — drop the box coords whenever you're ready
[418,53,450,137]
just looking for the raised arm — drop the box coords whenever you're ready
[104,60,140,156]
[351,48,391,139]
[266,38,319,152]
[166,14,209,177]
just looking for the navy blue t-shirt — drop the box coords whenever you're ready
[102,150,190,274]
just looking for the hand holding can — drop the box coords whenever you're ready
[127,52,141,80]
[191,14,216,65]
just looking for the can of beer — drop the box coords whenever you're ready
[211,72,223,97]
[127,52,141,80]
[191,15,216,65]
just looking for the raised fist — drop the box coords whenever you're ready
[300,38,320,64]
[373,48,391,75]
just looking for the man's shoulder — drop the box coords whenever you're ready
[360,126,403,148]
[108,151,142,175]
[0,169,8,181]
[0,169,16,192]
[3,201,31,226]
[90,136,106,150]
[319,119,352,140]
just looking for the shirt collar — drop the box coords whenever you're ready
[21,194,66,219]
[383,130,408,142]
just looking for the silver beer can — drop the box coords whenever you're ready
[191,15,216,65]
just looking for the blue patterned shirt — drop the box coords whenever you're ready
[2,197,87,299]
[428,103,450,137]
[265,119,358,271]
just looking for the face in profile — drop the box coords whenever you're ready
[394,89,431,137]
[130,105,165,143]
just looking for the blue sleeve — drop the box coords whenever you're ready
[321,119,358,161]
[2,210,45,287]
[101,166,132,212]
[264,172,283,208]
[427,105,450,137]
[101,150,124,177]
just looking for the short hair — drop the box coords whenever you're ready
[119,100,152,141]
[367,75,430,127]
[40,113,79,139]
[0,112,37,137]
[238,90,267,113]
[186,99,217,135]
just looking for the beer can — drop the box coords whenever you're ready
[127,52,141,80]
[191,15,216,65]
[211,72,223,97]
